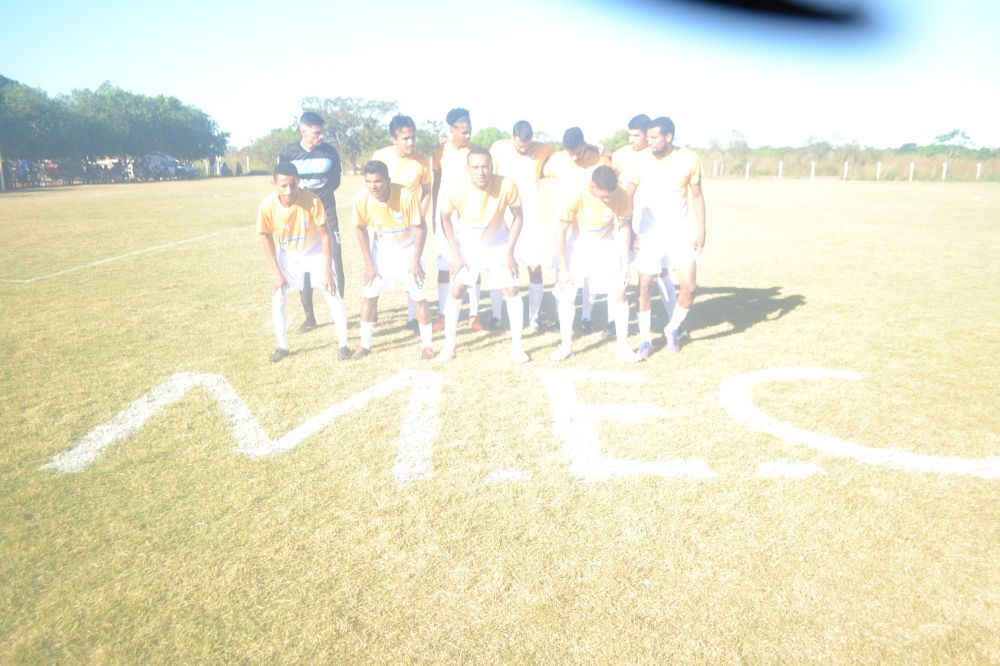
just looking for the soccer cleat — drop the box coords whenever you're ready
[578,319,594,334]
[510,347,530,363]
[665,328,681,354]
[529,317,549,333]
[638,341,653,360]
[420,346,435,360]
[350,347,371,360]
[406,319,420,334]
[270,348,289,363]
[435,346,455,363]
[486,317,503,334]
[617,347,642,364]
[550,345,573,362]
[338,346,352,361]
[432,318,445,333]
[298,319,317,333]
[470,316,486,332]
[602,322,616,340]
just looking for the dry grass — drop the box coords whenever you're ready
[1,176,998,663]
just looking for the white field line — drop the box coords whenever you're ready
[43,369,441,485]
[5,202,352,284]
[720,367,1000,479]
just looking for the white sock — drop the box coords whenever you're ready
[506,295,524,348]
[614,301,631,349]
[438,282,450,316]
[557,284,576,349]
[360,321,374,350]
[407,295,415,322]
[528,282,543,323]
[581,280,594,320]
[667,304,689,333]
[638,308,652,343]
[444,297,461,349]
[468,283,480,319]
[491,289,503,320]
[419,323,432,348]
[656,275,676,319]
[272,287,288,350]
[321,290,349,348]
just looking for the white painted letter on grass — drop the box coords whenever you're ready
[44,370,441,484]
[537,370,717,482]
[720,368,1000,479]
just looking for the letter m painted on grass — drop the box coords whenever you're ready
[43,370,441,484]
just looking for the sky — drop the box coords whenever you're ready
[2,0,998,150]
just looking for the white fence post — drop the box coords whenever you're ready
[744,163,750,180]
[843,161,849,181]
[0,148,6,192]
[942,162,948,181]
[876,161,882,181]
[778,160,783,180]
[976,162,983,180]
[810,161,816,180]
[909,162,915,182]
[246,156,251,174]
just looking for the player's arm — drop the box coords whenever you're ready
[505,205,523,277]
[441,206,465,280]
[260,233,288,292]
[617,215,634,287]
[354,224,378,286]
[411,222,427,284]
[329,148,342,192]
[690,182,706,253]
[317,222,336,294]
[556,217,573,283]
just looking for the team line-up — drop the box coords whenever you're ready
[259,108,707,364]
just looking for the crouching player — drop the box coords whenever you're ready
[552,166,640,363]
[351,160,434,359]
[437,147,528,363]
[258,162,350,362]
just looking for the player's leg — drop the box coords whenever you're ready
[489,288,504,331]
[655,268,676,320]
[271,285,290,362]
[611,289,640,363]
[664,259,696,353]
[579,278,594,332]
[353,296,378,359]
[503,285,528,362]
[551,278,577,361]
[298,272,316,332]
[527,265,544,330]
[468,277,483,331]
[437,281,468,363]
[637,272,655,360]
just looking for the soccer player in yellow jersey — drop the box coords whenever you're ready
[489,120,553,331]
[552,166,640,363]
[431,108,483,330]
[257,162,350,363]
[437,147,528,363]
[351,160,433,360]
[542,126,612,332]
[372,114,433,332]
[626,116,706,357]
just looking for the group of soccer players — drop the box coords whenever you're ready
[255,108,706,364]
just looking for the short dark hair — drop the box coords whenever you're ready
[562,127,585,151]
[446,107,471,126]
[467,146,492,164]
[591,165,617,192]
[628,114,651,132]
[389,114,416,139]
[649,116,675,137]
[362,160,389,179]
[512,120,533,141]
[274,161,299,178]
[299,111,325,127]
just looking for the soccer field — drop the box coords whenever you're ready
[1,176,999,662]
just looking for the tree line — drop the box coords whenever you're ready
[0,75,228,161]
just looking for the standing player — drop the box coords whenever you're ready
[257,162,350,362]
[278,112,345,332]
[437,148,528,363]
[489,120,553,331]
[432,108,483,331]
[627,116,706,357]
[350,161,434,360]
[552,166,640,363]
[542,127,612,332]
[372,114,433,332]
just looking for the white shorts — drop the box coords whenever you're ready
[567,232,628,295]
[362,240,426,300]
[453,227,516,290]
[633,200,696,274]
[278,247,331,292]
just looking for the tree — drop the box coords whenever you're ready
[934,129,973,157]
[241,125,299,171]
[416,119,444,156]
[0,76,62,159]
[470,127,509,148]
[602,129,629,153]
[300,96,397,171]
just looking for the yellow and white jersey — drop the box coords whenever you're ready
[564,186,632,239]
[351,183,422,246]
[371,146,432,199]
[612,144,649,185]
[542,147,611,199]
[627,146,702,223]
[432,142,471,206]
[256,189,327,254]
[490,139,553,187]
[443,174,521,243]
